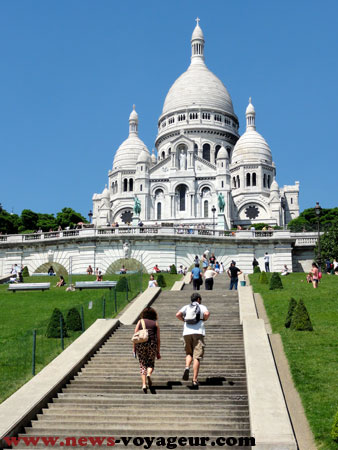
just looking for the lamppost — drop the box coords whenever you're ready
[212,205,216,235]
[0,203,2,213]
[281,196,286,229]
[88,210,93,224]
[315,202,322,268]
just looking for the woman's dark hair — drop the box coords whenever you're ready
[60,275,64,280]
[312,262,318,268]
[191,293,202,303]
[195,263,199,267]
[141,307,158,320]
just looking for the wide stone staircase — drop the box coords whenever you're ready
[16,275,251,449]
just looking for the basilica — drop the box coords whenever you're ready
[92,20,299,229]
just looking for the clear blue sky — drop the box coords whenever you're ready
[0,0,337,219]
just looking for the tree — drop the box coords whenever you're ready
[156,273,166,287]
[66,308,82,331]
[285,297,297,328]
[116,276,129,292]
[290,299,313,331]
[46,308,68,338]
[269,272,283,290]
[259,271,268,284]
[253,266,261,273]
[319,219,338,261]
[288,207,338,232]
[20,209,39,232]
[0,208,21,234]
[37,214,57,231]
[56,207,87,229]
[170,264,177,274]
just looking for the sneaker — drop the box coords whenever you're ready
[182,368,190,381]
[192,380,199,388]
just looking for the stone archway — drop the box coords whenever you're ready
[34,262,68,276]
[105,258,147,274]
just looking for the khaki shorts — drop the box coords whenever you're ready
[184,334,205,360]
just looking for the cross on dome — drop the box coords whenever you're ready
[195,17,200,25]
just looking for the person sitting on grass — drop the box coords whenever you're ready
[281,265,289,276]
[120,265,127,274]
[56,275,66,287]
[153,265,161,273]
[96,271,103,282]
[86,265,93,275]
[148,274,158,288]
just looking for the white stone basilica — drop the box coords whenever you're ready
[92,20,299,228]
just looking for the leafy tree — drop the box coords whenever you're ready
[56,207,87,229]
[285,297,297,328]
[290,299,313,331]
[46,308,68,338]
[288,207,338,232]
[0,208,21,234]
[253,266,261,274]
[22,266,29,277]
[170,264,177,274]
[66,308,82,331]
[37,214,57,231]
[318,219,338,261]
[116,276,129,292]
[156,273,166,287]
[269,272,283,290]
[20,209,39,231]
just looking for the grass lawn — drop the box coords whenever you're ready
[0,272,181,403]
[249,272,338,450]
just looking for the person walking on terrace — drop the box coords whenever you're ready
[227,261,242,290]
[133,307,161,393]
[190,263,202,290]
[176,293,210,387]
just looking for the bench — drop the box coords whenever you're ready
[32,273,53,277]
[8,283,51,293]
[75,281,117,291]
[114,270,138,275]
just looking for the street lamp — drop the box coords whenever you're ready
[315,202,322,267]
[212,205,216,234]
[281,196,286,229]
[0,203,2,213]
[88,210,93,224]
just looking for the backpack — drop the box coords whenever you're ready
[184,302,201,325]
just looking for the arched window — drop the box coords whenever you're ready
[221,181,224,188]
[252,173,256,186]
[233,177,236,188]
[157,202,162,220]
[267,175,271,188]
[140,184,143,192]
[161,151,165,160]
[177,185,187,211]
[215,145,221,160]
[123,179,128,192]
[168,147,171,155]
[291,198,293,204]
[129,179,133,191]
[202,143,210,162]
[204,200,209,218]
[194,143,198,155]
[237,175,240,188]
[246,173,251,187]
[263,174,266,188]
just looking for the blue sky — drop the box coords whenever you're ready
[0,0,337,219]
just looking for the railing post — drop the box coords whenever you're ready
[32,330,36,376]
[60,316,64,350]
[102,296,106,318]
[114,287,117,313]
[81,306,85,332]
[126,281,128,302]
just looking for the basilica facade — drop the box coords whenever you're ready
[92,20,299,228]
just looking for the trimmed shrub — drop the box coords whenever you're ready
[259,271,268,284]
[156,273,166,287]
[269,272,283,290]
[116,276,129,292]
[290,299,313,331]
[170,264,177,274]
[254,266,261,274]
[285,297,297,328]
[66,307,82,331]
[331,410,338,442]
[22,266,29,277]
[46,308,68,338]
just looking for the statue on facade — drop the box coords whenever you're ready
[179,150,187,170]
[123,242,130,259]
[218,193,225,213]
[133,197,141,215]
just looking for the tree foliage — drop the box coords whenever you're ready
[0,209,21,234]
[269,272,283,290]
[253,266,261,273]
[290,299,313,331]
[170,264,177,274]
[56,207,87,230]
[66,308,82,331]
[288,207,338,232]
[156,273,166,287]
[46,308,68,338]
[259,271,268,284]
[319,219,338,261]
[116,276,129,292]
[331,410,338,442]
[285,297,297,328]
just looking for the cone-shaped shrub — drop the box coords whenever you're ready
[66,307,82,331]
[254,266,261,274]
[156,273,166,287]
[22,266,29,277]
[290,299,313,331]
[116,276,129,292]
[331,410,338,442]
[46,308,68,338]
[285,297,297,328]
[170,264,177,274]
[259,271,268,284]
[269,272,283,290]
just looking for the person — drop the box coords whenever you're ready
[120,265,127,274]
[252,257,259,270]
[133,307,161,393]
[86,265,93,275]
[193,255,200,266]
[264,252,270,272]
[96,271,103,281]
[95,267,99,275]
[227,262,242,290]
[11,264,19,276]
[56,275,66,287]
[334,259,338,275]
[201,254,208,272]
[148,274,158,288]
[176,293,210,387]
[178,265,184,275]
[209,253,216,268]
[190,263,202,291]
[219,262,224,273]
[309,263,319,288]
[48,266,55,276]
[214,261,220,273]
[281,265,289,276]
[325,258,332,274]
[204,265,217,290]
[153,264,161,273]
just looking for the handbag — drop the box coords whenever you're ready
[199,273,203,286]
[131,319,149,344]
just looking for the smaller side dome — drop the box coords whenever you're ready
[191,18,204,41]
[270,179,279,191]
[102,184,110,198]
[246,97,255,115]
[151,148,157,164]
[129,104,138,121]
[137,149,151,164]
[217,146,228,159]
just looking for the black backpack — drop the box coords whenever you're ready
[184,302,201,325]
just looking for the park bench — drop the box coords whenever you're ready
[75,281,117,291]
[114,270,138,275]
[8,282,51,293]
[0,274,12,284]
[32,273,52,276]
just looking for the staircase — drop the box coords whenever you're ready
[17,275,251,449]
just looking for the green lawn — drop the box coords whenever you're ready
[249,272,338,450]
[0,272,181,403]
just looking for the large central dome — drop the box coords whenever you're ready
[161,21,235,117]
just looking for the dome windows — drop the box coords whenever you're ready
[214,114,222,122]
[178,114,186,122]
[202,112,210,120]
[189,112,199,120]
[168,117,175,125]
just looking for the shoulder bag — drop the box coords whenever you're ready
[131,319,149,344]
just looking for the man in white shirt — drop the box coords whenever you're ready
[176,293,210,387]
[264,252,270,272]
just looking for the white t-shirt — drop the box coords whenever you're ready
[179,303,208,336]
[204,269,216,279]
[148,280,157,288]
[264,255,270,263]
